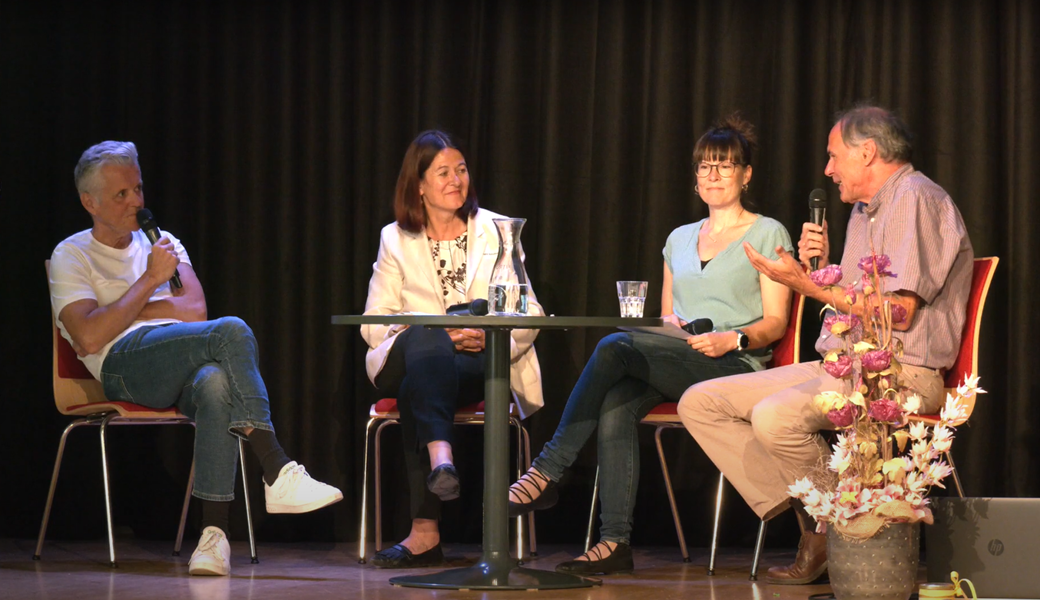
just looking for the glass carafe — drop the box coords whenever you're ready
[488,218,530,316]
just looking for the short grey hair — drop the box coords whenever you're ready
[835,105,913,163]
[74,141,140,195]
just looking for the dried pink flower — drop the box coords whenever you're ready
[828,403,859,428]
[858,254,897,278]
[862,349,893,372]
[823,313,863,342]
[810,264,843,287]
[844,283,858,305]
[873,303,908,324]
[861,273,875,295]
[868,398,904,423]
[823,354,854,378]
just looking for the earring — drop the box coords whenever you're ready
[742,184,749,192]
[694,185,700,195]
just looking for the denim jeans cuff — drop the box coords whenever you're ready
[229,420,274,439]
[192,489,235,502]
[601,535,630,545]
[529,456,564,483]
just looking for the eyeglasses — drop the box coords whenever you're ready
[695,161,744,178]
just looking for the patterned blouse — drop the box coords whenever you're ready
[429,232,468,310]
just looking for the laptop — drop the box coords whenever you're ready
[927,497,1040,599]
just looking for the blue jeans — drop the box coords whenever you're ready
[100,317,274,501]
[374,325,485,520]
[532,332,754,544]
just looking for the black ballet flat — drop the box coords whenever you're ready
[370,543,445,568]
[508,469,559,517]
[555,542,634,575]
[426,463,460,501]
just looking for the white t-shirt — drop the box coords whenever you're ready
[49,228,192,381]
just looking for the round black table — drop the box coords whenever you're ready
[332,314,662,590]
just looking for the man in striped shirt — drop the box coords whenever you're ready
[678,105,974,585]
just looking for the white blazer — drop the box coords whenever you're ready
[361,208,544,419]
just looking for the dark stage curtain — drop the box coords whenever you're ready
[2,1,1036,549]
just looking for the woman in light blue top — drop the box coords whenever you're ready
[508,115,794,575]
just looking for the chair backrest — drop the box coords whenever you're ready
[46,260,110,414]
[940,257,999,420]
[767,292,805,369]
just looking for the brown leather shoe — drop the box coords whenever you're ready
[764,530,827,585]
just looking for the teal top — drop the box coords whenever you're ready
[663,215,794,370]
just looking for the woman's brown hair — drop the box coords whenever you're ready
[394,130,479,233]
[692,113,758,167]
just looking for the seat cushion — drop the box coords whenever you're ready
[371,398,519,419]
[910,414,941,426]
[640,402,682,424]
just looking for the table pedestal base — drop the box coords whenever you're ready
[389,562,600,590]
[332,317,660,591]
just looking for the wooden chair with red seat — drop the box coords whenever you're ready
[585,292,806,579]
[357,397,537,563]
[908,256,998,497]
[35,261,257,567]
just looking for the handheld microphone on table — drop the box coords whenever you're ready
[808,188,827,271]
[681,318,714,335]
[446,299,489,316]
[136,208,183,289]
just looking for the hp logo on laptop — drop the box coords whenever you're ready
[988,539,1005,556]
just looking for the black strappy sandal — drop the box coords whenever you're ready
[507,468,559,517]
[555,542,634,575]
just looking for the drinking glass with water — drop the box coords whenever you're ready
[616,281,648,318]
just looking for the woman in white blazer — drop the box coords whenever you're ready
[361,130,543,568]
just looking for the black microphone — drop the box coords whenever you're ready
[682,318,714,335]
[808,188,827,271]
[446,299,489,316]
[136,208,182,289]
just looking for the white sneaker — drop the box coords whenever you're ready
[189,526,230,576]
[265,461,343,514]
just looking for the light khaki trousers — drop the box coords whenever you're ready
[677,360,944,520]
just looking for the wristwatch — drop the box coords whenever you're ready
[734,329,749,352]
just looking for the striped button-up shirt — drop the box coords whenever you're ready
[815,164,974,370]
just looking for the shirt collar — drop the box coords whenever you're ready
[864,163,914,214]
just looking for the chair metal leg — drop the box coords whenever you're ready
[584,466,600,553]
[373,419,395,552]
[238,438,258,563]
[173,457,196,556]
[655,426,690,563]
[99,414,118,568]
[34,419,91,560]
[358,417,380,564]
[511,417,525,561]
[708,471,726,575]
[521,423,537,556]
[749,519,767,580]
[946,451,965,498]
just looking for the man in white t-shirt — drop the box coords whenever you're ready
[49,141,343,576]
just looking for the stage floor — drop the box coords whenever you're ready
[1,538,837,600]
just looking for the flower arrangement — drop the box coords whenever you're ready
[790,254,984,539]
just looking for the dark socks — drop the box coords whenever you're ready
[201,500,230,535]
[248,428,291,486]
